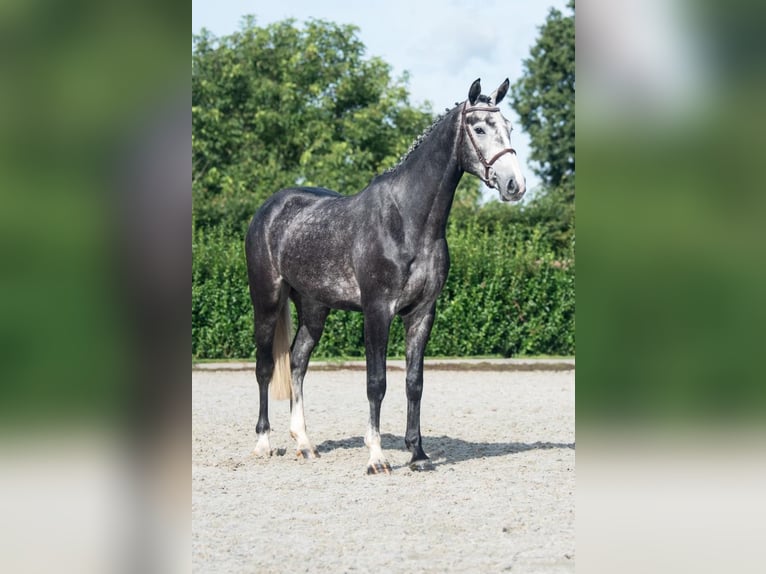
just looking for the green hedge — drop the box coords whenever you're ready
[192,220,574,359]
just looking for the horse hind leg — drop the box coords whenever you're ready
[253,332,276,457]
[289,295,329,459]
[250,287,291,458]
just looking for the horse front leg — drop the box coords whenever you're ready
[403,305,436,471]
[363,306,393,475]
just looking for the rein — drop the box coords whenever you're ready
[458,103,516,185]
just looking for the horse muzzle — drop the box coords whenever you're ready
[497,175,526,202]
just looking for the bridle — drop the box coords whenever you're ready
[458,102,517,185]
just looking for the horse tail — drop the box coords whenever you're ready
[269,301,293,401]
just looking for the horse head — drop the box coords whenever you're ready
[459,78,526,202]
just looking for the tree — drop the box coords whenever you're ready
[510,1,575,195]
[192,17,463,233]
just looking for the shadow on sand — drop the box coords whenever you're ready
[316,434,574,467]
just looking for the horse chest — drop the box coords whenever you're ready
[397,243,449,306]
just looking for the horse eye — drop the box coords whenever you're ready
[474,127,485,135]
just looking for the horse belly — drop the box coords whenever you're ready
[281,247,362,311]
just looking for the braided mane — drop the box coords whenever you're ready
[384,102,463,175]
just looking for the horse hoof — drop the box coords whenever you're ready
[252,447,273,458]
[409,458,435,472]
[297,448,320,459]
[366,461,392,475]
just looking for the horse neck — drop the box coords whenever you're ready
[386,109,463,240]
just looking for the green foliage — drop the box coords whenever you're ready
[510,0,575,193]
[192,17,446,234]
[455,194,575,255]
[429,221,574,357]
[192,225,254,358]
[192,219,574,360]
[503,1,575,267]
[191,16,574,361]
[452,176,483,211]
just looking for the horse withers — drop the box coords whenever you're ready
[245,79,526,474]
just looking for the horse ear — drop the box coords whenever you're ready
[468,78,481,105]
[491,78,510,105]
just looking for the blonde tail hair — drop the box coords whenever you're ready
[269,302,293,401]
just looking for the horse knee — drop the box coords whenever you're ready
[406,376,423,401]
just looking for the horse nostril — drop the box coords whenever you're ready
[507,179,518,193]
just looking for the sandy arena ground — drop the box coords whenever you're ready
[192,364,574,573]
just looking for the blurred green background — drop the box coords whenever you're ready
[0,0,188,425]
[577,0,766,423]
